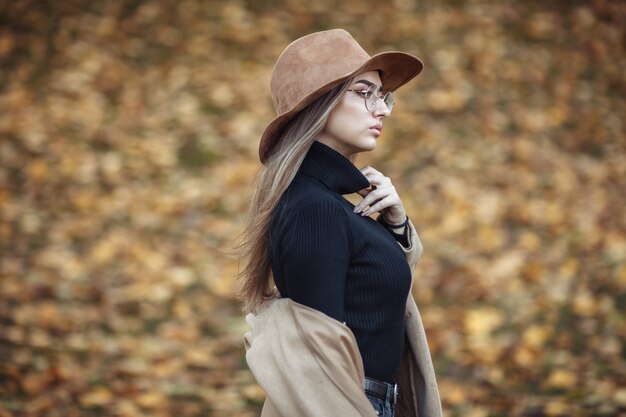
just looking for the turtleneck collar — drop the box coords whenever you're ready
[298,141,370,195]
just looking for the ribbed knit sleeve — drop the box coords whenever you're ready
[276,199,350,322]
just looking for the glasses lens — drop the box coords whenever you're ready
[384,92,394,113]
[364,86,394,113]
[365,85,377,112]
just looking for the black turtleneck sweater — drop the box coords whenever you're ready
[269,141,413,383]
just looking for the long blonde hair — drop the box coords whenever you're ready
[236,81,350,313]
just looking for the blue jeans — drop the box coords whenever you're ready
[365,390,395,417]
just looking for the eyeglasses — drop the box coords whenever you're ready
[347,84,394,113]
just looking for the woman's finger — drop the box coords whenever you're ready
[360,167,390,183]
[360,166,380,176]
[354,186,385,212]
[362,173,391,188]
[354,185,396,213]
[362,196,397,217]
[356,166,407,221]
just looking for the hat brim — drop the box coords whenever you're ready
[259,51,423,163]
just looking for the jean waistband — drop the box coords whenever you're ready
[364,377,398,405]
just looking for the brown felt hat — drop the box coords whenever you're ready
[259,28,424,163]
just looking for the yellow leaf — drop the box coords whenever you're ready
[545,400,569,416]
[113,400,142,417]
[26,159,48,181]
[523,325,552,349]
[465,307,504,337]
[558,258,579,280]
[614,388,626,407]
[546,369,577,389]
[242,383,265,402]
[185,347,215,367]
[487,250,524,281]
[447,384,467,405]
[80,387,113,406]
[514,346,537,367]
[136,391,167,408]
[572,290,597,317]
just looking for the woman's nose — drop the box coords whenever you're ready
[373,100,391,119]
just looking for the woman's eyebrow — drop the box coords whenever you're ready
[353,79,376,87]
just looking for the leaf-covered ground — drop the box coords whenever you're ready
[1,1,625,416]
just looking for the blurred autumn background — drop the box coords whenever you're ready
[1,0,625,416]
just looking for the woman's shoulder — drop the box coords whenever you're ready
[270,178,354,247]
[281,176,347,214]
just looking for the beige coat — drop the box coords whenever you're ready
[244,222,442,417]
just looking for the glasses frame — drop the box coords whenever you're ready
[347,84,394,113]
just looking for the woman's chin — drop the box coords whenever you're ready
[361,138,378,152]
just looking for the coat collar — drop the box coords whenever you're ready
[299,141,370,195]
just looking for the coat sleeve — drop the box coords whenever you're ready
[395,221,444,417]
[400,220,423,271]
[396,295,443,417]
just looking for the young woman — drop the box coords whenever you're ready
[238,29,442,417]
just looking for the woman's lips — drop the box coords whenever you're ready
[370,125,382,136]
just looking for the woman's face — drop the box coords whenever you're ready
[318,71,391,158]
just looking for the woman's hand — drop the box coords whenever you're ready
[353,166,407,225]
